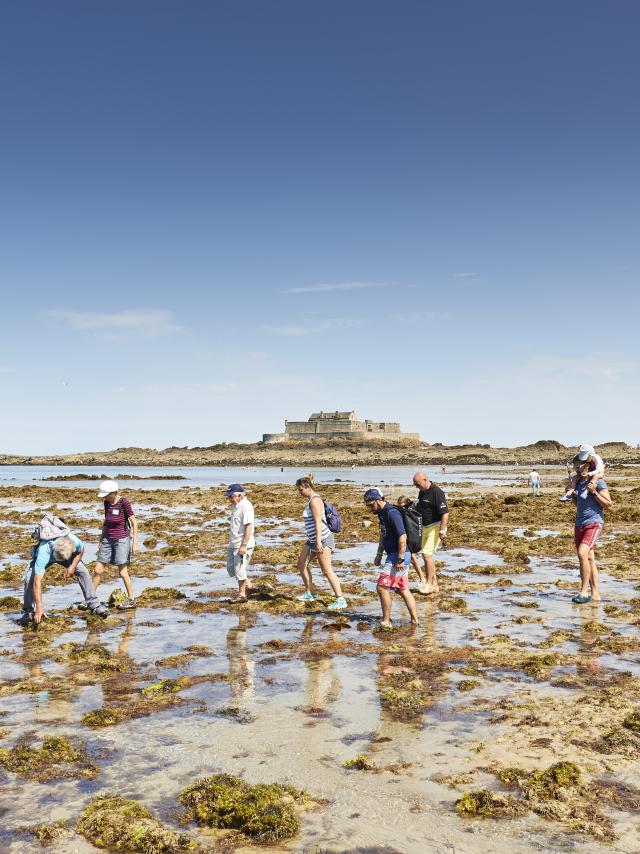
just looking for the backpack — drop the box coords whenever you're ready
[32,514,70,542]
[396,501,423,554]
[323,500,342,534]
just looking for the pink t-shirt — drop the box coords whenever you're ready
[103,497,134,540]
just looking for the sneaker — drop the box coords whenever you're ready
[559,495,572,502]
[117,598,137,610]
[326,596,347,611]
[77,602,89,611]
[296,592,317,602]
[17,612,32,627]
[90,604,109,618]
[418,582,429,594]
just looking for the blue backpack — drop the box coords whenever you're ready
[323,500,342,534]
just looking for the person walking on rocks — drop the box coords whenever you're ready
[92,480,138,610]
[529,469,542,497]
[19,514,108,626]
[295,475,347,610]
[226,484,255,603]
[364,488,418,628]
[571,457,612,604]
[412,471,449,594]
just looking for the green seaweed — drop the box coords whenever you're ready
[179,773,307,841]
[343,754,378,771]
[136,587,187,605]
[0,595,21,611]
[77,794,194,852]
[525,762,581,797]
[455,790,526,818]
[457,679,479,692]
[0,735,97,781]
[622,709,640,732]
[23,819,70,846]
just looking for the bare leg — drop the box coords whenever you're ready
[577,545,592,597]
[377,585,392,626]
[92,561,105,590]
[118,565,134,599]
[411,554,427,585]
[297,544,313,594]
[422,553,439,590]
[398,588,419,624]
[588,550,600,601]
[317,546,342,598]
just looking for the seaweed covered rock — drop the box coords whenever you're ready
[622,709,640,732]
[179,773,307,841]
[136,587,187,606]
[456,790,526,818]
[0,595,21,611]
[0,735,97,781]
[77,794,193,852]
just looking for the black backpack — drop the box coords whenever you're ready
[396,501,423,554]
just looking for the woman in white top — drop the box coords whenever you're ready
[295,475,347,610]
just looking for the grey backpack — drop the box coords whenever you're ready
[33,514,70,542]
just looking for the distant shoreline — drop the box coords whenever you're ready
[1,439,638,468]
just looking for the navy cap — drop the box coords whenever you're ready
[363,487,384,503]
[225,483,246,496]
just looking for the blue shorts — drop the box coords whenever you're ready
[97,538,131,566]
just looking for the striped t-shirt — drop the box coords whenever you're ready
[303,496,330,545]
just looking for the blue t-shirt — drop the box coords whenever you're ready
[575,478,607,527]
[377,503,406,555]
[29,534,84,577]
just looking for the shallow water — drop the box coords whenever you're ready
[0,463,568,490]
[1,476,640,852]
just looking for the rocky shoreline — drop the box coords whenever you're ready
[1,439,639,468]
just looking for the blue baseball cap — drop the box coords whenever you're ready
[363,487,384,503]
[225,483,246,496]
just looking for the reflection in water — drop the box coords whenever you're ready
[226,612,256,702]
[300,619,342,712]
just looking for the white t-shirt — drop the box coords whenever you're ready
[229,497,255,549]
[529,471,540,484]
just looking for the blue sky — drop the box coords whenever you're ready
[1,1,639,454]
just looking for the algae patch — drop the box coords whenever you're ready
[179,773,310,841]
[77,794,194,852]
[0,735,98,781]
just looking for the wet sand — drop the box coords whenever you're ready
[1,469,639,852]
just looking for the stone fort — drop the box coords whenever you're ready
[262,411,420,444]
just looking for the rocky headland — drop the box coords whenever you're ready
[1,439,638,467]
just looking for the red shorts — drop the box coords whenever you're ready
[574,523,603,550]
[377,572,409,591]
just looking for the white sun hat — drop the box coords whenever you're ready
[98,479,119,498]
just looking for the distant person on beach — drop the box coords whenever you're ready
[561,444,604,502]
[92,480,138,610]
[295,475,347,610]
[226,484,255,603]
[364,488,418,628]
[529,469,541,496]
[412,471,449,595]
[571,457,612,604]
[19,514,108,626]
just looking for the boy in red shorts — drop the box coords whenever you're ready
[571,458,613,604]
[364,488,419,629]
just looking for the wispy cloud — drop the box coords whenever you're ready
[286,282,383,294]
[47,309,183,336]
[264,317,366,336]
[391,311,448,325]
[453,272,479,279]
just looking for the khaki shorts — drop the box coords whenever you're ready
[421,522,441,556]
[226,547,254,581]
